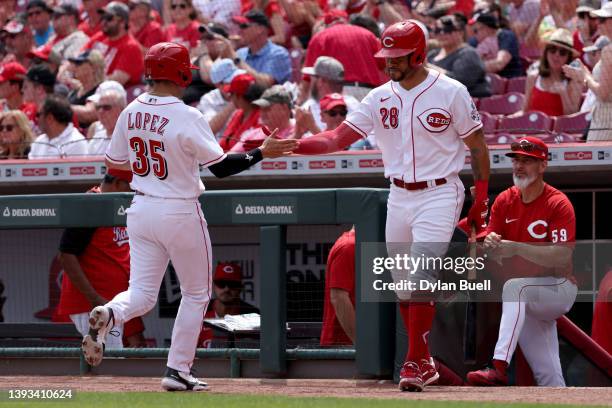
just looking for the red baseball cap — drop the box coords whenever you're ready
[505,136,548,161]
[323,9,348,25]
[320,93,347,112]
[107,168,133,182]
[214,262,242,282]
[223,73,255,96]
[0,62,26,82]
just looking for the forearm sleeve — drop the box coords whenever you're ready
[294,123,363,155]
[208,148,263,178]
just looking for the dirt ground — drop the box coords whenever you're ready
[0,377,610,406]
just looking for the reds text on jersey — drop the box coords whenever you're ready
[105,94,226,198]
[344,70,482,182]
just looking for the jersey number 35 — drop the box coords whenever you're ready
[129,136,168,180]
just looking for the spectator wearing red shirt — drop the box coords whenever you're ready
[164,0,200,50]
[0,62,37,122]
[78,0,108,38]
[230,84,295,152]
[320,227,355,346]
[302,10,385,101]
[1,19,34,68]
[57,169,146,349]
[218,73,263,151]
[83,2,144,87]
[573,0,600,64]
[197,262,259,348]
[128,0,166,52]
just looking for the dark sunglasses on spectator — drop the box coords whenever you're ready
[433,25,456,34]
[215,280,241,289]
[0,125,15,132]
[171,4,188,9]
[599,17,610,23]
[27,10,43,18]
[547,46,570,57]
[238,23,251,29]
[578,12,592,19]
[510,140,546,153]
[325,109,348,117]
[95,104,113,111]
[101,14,115,22]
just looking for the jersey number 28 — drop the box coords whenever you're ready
[380,107,399,129]
[129,137,168,180]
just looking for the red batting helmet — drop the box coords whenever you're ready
[374,20,427,68]
[145,42,198,88]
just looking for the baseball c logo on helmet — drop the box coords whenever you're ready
[374,20,427,68]
[382,36,395,48]
[145,42,198,88]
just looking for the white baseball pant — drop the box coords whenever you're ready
[493,277,577,386]
[105,195,212,374]
[385,177,465,300]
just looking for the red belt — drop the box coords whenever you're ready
[392,178,447,191]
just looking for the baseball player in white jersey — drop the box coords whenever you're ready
[81,42,297,391]
[295,20,491,392]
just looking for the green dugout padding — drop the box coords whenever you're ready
[0,189,392,378]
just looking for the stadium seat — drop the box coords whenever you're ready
[539,133,580,144]
[498,111,553,134]
[126,84,147,103]
[485,133,518,145]
[552,111,590,136]
[485,73,508,94]
[480,111,498,134]
[506,76,527,93]
[479,92,525,115]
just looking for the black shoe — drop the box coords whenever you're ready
[161,367,209,391]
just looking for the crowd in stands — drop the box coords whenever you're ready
[0,0,610,159]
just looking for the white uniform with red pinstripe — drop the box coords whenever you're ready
[345,70,482,298]
[105,93,226,373]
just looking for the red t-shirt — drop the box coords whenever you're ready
[528,82,564,117]
[303,23,385,86]
[57,226,130,316]
[219,109,261,152]
[132,20,166,49]
[20,102,37,123]
[592,269,612,354]
[165,20,200,49]
[486,184,576,281]
[83,32,145,86]
[79,18,103,38]
[320,229,355,346]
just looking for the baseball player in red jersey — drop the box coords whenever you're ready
[467,137,577,387]
[57,168,145,348]
[81,42,297,391]
[295,21,491,392]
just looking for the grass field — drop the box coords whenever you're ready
[0,393,609,408]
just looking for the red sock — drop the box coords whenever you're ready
[406,301,435,362]
[493,359,508,375]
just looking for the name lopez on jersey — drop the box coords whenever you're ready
[127,112,169,136]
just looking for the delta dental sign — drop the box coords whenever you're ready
[231,197,298,223]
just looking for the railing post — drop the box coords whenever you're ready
[259,225,287,376]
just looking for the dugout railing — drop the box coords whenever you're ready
[0,189,394,378]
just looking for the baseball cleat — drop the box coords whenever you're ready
[399,361,424,392]
[82,306,115,366]
[420,357,440,386]
[466,366,509,386]
[161,367,209,391]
